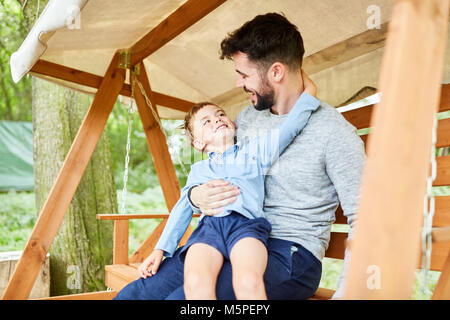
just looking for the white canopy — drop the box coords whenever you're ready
[10,0,450,119]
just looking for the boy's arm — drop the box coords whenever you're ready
[154,186,194,257]
[256,92,320,171]
[154,165,203,257]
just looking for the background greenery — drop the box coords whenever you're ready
[0,0,444,299]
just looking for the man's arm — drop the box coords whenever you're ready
[324,123,366,298]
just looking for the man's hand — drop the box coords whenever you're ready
[302,69,317,97]
[138,249,164,279]
[190,180,240,216]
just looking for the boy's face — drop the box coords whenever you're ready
[191,104,236,152]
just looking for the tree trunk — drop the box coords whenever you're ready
[22,0,115,296]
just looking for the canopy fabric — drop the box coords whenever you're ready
[0,121,34,191]
[9,0,450,120]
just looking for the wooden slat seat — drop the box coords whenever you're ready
[105,264,140,292]
[309,288,336,300]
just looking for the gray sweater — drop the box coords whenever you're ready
[234,101,366,262]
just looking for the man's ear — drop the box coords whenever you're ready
[193,139,206,152]
[268,62,285,83]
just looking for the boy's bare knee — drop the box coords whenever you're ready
[184,272,215,299]
[233,271,265,299]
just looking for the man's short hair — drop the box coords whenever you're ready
[220,12,305,73]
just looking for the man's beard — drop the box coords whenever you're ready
[244,78,274,111]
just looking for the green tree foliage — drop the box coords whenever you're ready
[0,0,31,121]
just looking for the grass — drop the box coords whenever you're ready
[0,190,442,299]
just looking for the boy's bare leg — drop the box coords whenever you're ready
[184,243,224,299]
[230,237,268,300]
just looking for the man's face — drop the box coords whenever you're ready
[232,52,274,111]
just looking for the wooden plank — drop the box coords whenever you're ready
[436,118,450,148]
[326,231,450,271]
[129,0,226,66]
[343,0,450,299]
[152,91,195,113]
[432,226,450,243]
[429,242,450,271]
[324,232,348,260]
[36,290,117,300]
[309,287,336,300]
[30,59,194,112]
[434,155,450,186]
[97,213,200,220]
[105,264,140,292]
[341,105,374,130]
[334,206,346,224]
[303,23,388,75]
[435,196,450,227]
[1,53,125,300]
[113,220,129,265]
[338,85,450,131]
[440,83,450,112]
[433,250,450,299]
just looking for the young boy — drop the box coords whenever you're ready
[138,75,319,300]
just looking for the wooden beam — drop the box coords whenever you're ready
[96,213,200,220]
[433,250,450,299]
[35,290,117,300]
[128,63,201,262]
[342,0,449,299]
[30,59,194,113]
[134,64,181,210]
[128,63,187,263]
[1,53,126,300]
[431,226,450,243]
[113,220,129,265]
[129,0,226,66]
[303,23,388,75]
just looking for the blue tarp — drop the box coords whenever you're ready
[0,121,34,191]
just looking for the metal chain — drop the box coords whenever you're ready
[135,78,166,137]
[420,114,438,297]
[119,71,137,215]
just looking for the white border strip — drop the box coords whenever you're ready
[336,92,382,113]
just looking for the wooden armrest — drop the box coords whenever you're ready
[96,213,201,220]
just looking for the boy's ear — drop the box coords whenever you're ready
[193,139,206,152]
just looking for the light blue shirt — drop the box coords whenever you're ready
[155,92,320,257]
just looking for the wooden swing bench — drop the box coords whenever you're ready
[94,83,450,300]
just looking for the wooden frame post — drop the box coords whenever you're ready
[1,53,126,300]
[343,0,449,299]
[134,63,181,210]
[128,63,183,263]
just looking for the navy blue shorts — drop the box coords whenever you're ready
[180,212,271,261]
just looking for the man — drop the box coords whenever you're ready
[114,12,365,300]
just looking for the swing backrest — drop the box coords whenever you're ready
[325,86,450,273]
